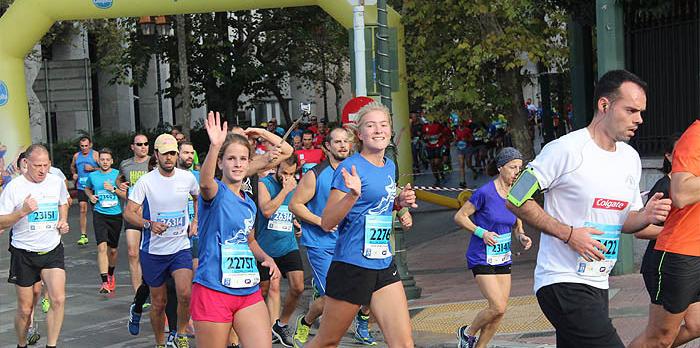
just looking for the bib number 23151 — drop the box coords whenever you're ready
[221,243,260,288]
[364,215,392,259]
[576,222,621,277]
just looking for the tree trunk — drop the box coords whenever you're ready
[332,81,343,122]
[271,86,292,126]
[176,14,192,137]
[501,68,534,161]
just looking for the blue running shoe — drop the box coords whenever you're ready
[353,312,377,345]
[128,303,141,335]
[457,325,477,348]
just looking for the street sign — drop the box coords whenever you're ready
[341,96,375,124]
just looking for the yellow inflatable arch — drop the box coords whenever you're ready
[0,0,411,183]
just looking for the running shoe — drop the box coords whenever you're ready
[173,334,190,348]
[128,303,141,335]
[26,325,40,345]
[272,320,293,347]
[107,274,116,291]
[354,313,377,345]
[77,234,89,246]
[99,282,111,294]
[457,325,477,348]
[166,331,176,347]
[293,314,310,347]
[41,297,50,313]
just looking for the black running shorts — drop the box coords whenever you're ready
[653,251,700,314]
[325,260,400,306]
[257,249,303,282]
[8,243,65,287]
[93,212,123,248]
[536,282,624,348]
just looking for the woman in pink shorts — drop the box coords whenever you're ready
[192,112,280,347]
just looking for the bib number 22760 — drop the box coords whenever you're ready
[363,215,392,259]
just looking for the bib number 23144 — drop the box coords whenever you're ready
[221,243,260,288]
[364,215,392,259]
[486,233,511,265]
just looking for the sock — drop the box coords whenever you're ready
[108,266,115,276]
[46,346,57,348]
[277,319,287,327]
[132,283,150,314]
[17,345,27,348]
[100,273,108,283]
[357,310,369,320]
[301,316,312,327]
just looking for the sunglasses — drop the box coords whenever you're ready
[134,142,149,146]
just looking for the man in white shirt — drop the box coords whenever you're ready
[0,144,70,348]
[507,70,671,347]
[124,134,199,348]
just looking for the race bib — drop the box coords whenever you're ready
[576,222,621,277]
[267,205,293,232]
[28,202,59,232]
[486,233,511,265]
[363,215,392,259]
[155,210,187,238]
[188,195,195,221]
[97,189,118,208]
[221,243,260,288]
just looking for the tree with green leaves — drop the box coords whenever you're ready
[402,0,568,160]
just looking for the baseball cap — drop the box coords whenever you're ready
[154,134,179,154]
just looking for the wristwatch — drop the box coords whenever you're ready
[143,220,151,230]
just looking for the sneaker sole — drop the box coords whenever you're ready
[272,330,292,348]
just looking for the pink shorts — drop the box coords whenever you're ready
[191,283,264,323]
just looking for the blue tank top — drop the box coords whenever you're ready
[466,181,516,268]
[300,161,338,250]
[331,153,396,270]
[193,179,259,296]
[75,150,98,190]
[255,175,298,258]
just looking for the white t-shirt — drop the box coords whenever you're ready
[529,128,642,292]
[0,174,68,252]
[129,168,199,255]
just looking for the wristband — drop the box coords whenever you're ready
[564,226,573,244]
[397,207,408,218]
[474,226,487,239]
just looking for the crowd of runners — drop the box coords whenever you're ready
[1,69,700,348]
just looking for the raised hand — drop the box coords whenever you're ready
[118,181,130,192]
[341,165,361,197]
[205,111,228,147]
[21,195,38,217]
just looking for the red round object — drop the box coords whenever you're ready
[341,96,375,124]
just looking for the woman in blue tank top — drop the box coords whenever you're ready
[454,147,533,348]
[306,102,417,347]
[192,112,280,348]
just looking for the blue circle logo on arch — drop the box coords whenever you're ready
[0,81,8,107]
[93,0,113,9]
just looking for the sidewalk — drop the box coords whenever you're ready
[404,229,684,347]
